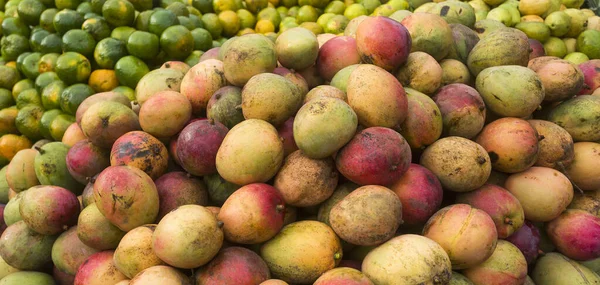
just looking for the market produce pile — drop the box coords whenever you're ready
[0,0,599,282]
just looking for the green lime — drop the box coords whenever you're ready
[325,0,346,14]
[21,52,41,80]
[544,36,568,58]
[49,113,75,141]
[317,12,336,28]
[16,88,42,109]
[277,6,288,18]
[159,0,177,8]
[359,0,380,14]
[344,3,367,19]
[185,50,203,66]
[325,14,348,34]
[258,7,281,27]
[55,52,92,85]
[178,16,195,30]
[188,14,204,28]
[297,5,319,23]
[111,85,135,101]
[129,0,152,11]
[201,13,223,39]
[53,9,85,35]
[29,29,50,52]
[110,26,136,43]
[82,17,112,41]
[16,52,32,73]
[371,4,396,16]
[39,33,62,54]
[300,21,323,34]
[0,89,14,110]
[213,0,242,13]
[135,10,154,31]
[192,0,213,13]
[1,17,30,37]
[218,10,240,37]
[17,0,46,26]
[12,79,34,101]
[126,31,160,60]
[160,25,194,59]
[59,83,94,114]
[287,6,299,17]
[191,28,213,51]
[1,34,29,61]
[39,109,63,140]
[149,9,180,36]
[62,29,97,57]
[84,12,102,19]
[91,0,107,14]
[34,71,59,92]
[77,2,93,14]
[167,1,189,16]
[56,0,82,10]
[102,0,136,27]
[237,9,256,29]
[38,53,60,73]
[94,37,128,69]
[281,0,297,7]
[39,8,58,33]
[114,55,150,88]
[41,80,66,110]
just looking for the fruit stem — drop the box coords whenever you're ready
[235,104,242,110]
[334,252,342,260]
[217,221,224,228]
[504,218,513,225]
[557,162,584,194]
[208,118,215,125]
[33,145,44,154]
[276,204,285,212]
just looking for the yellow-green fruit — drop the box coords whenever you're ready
[275,27,319,71]
[486,7,512,27]
[467,28,529,76]
[5,149,39,192]
[515,21,550,42]
[114,225,165,278]
[222,34,277,87]
[544,37,568,58]
[545,11,572,37]
[563,37,577,54]
[518,0,550,16]
[563,8,587,38]
[260,221,343,284]
[533,253,600,284]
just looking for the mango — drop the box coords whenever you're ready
[432,83,486,139]
[355,16,411,71]
[548,95,600,142]
[180,59,228,116]
[129,265,192,285]
[316,36,361,81]
[134,68,185,106]
[73,251,128,285]
[51,226,99,275]
[565,142,600,191]
[194,247,270,285]
[462,240,528,285]
[401,12,453,61]
[206,86,244,129]
[467,28,530,76]
[0,221,57,270]
[533,252,600,284]
[528,119,574,169]
[139,90,192,138]
[34,142,84,194]
[241,73,302,127]
[154,171,208,221]
[223,34,277,87]
[19,185,80,235]
[80,101,141,148]
[5,149,38,192]
[110,131,169,180]
[276,27,319,71]
[114,225,165,278]
[65,140,110,185]
[77,204,126,250]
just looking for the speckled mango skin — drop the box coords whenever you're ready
[113,224,165,279]
[6,149,39,192]
[548,95,600,142]
[467,28,530,76]
[462,240,528,285]
[34,142,85,194]
[110,131,169,180]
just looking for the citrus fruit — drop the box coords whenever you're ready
[1,17,30,37]
[192,0,213,13]
[16,88,42,109]
[49,113,75,141]
[1,34,29,61]
[178,16,195,30]
[12,79,34,100]
[258,6,281,27]
[237,8,256,29]
[344,3,368,19]
[324,14,348,34]
[297,5,319,23]
[29,29,50,52]
[160,25,194,59]
[0,65,21,89]
[218,10,241,37]
[88,69,119,92]
[126,31,160,60]
[82,17,112,41]
[17,0,45,26]
[0,89,14,110]
[55,52,92,85]
[41,80,66,110]
[60,83,95,114]
[255,19,275,33]
[149,9,180,36]
[77,2,93,14]
[112,85,136,101]
[37,53,59,74]
[325,0,346,14]
[300,21,322,34]
[245,0,268,13]
[201,13,224,38]
[53,9,85,35]
[0,106,19,136]
[135,10,154,31]
[184,50,203,66]
[102,0,136,27]
[213,0,242,13]
[317,12,336,28]
[188,14,204,28]
[39,8,58,32]
[34,71,59,92]
[167,1,190,16]
[0,134,32,163]
[94,37,128,69]
[16,52,32,72]
[61,30,97,57]
[110,26,136,43]
[190,28,213,51]
[544,36,568,58]
[40,109,63,139]
[91,0,107,13]
[39,33,63,54]
[56,0,82,10]
[114,55,150,88]
[129,0,152,11]
[15,104,44,141]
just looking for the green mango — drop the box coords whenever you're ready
[0,271,55,285]
[34,142,84,194]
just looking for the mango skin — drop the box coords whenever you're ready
[533,252,600,284]
[5,149,39,193]
[548,95,600,142]
[51,226,99,275]
[113,225,165,279]
[467,28,530,76]
[80,101,141,149]
[0,271,55,284]
[0,221,57,270]
[34,142,84,194]
[475,65,545,118]
[462,240,528,285]
[223,34,277,87]
[110,131,169,180]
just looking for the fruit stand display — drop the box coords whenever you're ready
[0,0,599,283]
